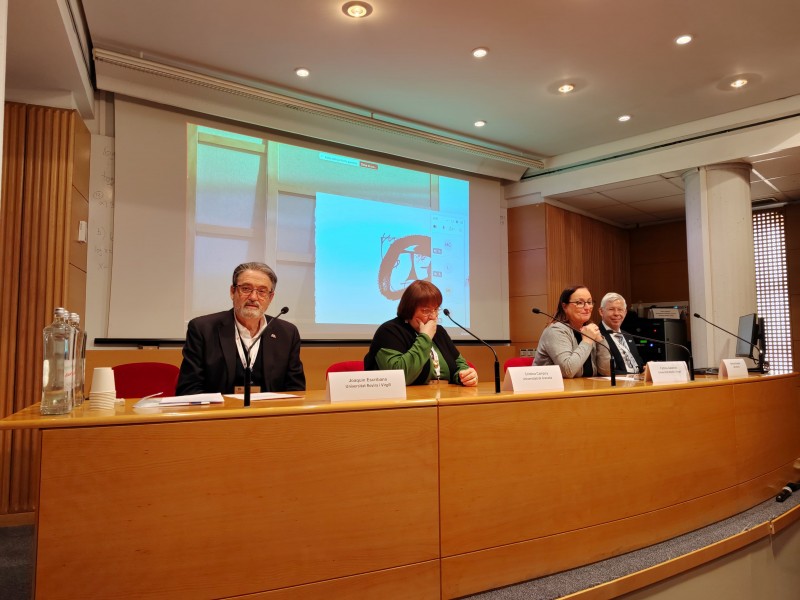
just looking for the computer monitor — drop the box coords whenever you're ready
[735,313,766,372]
[735,313,758,359]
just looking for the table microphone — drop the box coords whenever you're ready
[622,329,694,381]
[443,308,500,393]
[243,306,289,407]
[692,312,763,360]
[531,308,616,386]
[776,481,800,503]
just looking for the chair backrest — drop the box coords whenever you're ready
[325,360,365,377]
[503,357,534,373]
[112,362,180,398]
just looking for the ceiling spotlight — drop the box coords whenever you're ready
[342,1,373,18]
[618,114,631,122]
[558,83,575,94]
[675,34,693,45]
[474,120,487,127]
[295,68,310,77]
[472,47,489,58]
[730,78,748,89]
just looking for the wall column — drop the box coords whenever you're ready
[683,163,756,369]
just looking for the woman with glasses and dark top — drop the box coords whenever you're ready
[364,280,478,386]
[176,262,305,395]
[533,284,611,378]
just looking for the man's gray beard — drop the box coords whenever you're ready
[237,306,265,321]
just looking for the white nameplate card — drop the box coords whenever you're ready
[326,370,407,403]
[502,365,564,393]
[644,361,690,384]
[719,358,748,379]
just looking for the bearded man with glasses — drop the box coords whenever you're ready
[176,262,305,395]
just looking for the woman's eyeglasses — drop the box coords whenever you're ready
[567,300,594,308]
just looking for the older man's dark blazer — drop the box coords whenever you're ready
[176,309,305,395]
[599,321,645,374]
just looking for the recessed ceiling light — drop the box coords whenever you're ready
[342,1,373,18]
[295,68,310,77]
[558,83,575,94]
[472,47,489,58]
[730,78,748,89]
[618,114,631,122]
[474,120,486,127]
[675,34,693,45]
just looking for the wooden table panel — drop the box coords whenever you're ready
[36,407,439,599]
[733,376,800,482]
[250,560,440,599]
[439,385,739,556]
[441,485,748,599]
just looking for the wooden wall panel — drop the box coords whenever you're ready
[508,248,546,297]
[0,103,88,516]
[0,103,28,515]
[545,205,586,303]
[545,204,631,323]
[507,203,546,252]
[509,294,548,345]
[629,220,689,303]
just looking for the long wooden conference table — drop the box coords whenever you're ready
[1,373,798,599]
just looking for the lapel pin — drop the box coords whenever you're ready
[270,333,277,338]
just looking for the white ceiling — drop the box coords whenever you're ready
[6,0,800,226]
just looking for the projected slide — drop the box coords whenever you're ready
[315,185,469,325]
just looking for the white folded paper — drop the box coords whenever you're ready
[134,393,224,408]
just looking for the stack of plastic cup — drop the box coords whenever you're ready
[88,367,117,410]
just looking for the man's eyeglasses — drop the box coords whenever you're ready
[419,307,441,317]
[567,300,594,308]
[235,285,273,298]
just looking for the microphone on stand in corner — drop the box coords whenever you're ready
[443,308,500,393]
[776,481,800,503]
[622,329,695,381]
[531,308,616,387]
[243,306,289,407]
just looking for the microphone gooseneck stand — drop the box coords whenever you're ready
[442,308,500,393]
[532,308,616,387]
[622,329,695,381]
[692,312,766,372]
[242,306,289,407]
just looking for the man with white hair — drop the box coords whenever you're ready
[598,292,645,375]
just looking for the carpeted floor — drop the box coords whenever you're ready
[0,525,34,600]
[0,492,797,600]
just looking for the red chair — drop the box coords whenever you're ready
[325,360,365,377]
[112,362,180,398]
[503,357,534,373]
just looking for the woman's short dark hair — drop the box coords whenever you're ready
[397,280,443,320]
[553,284,589,323]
